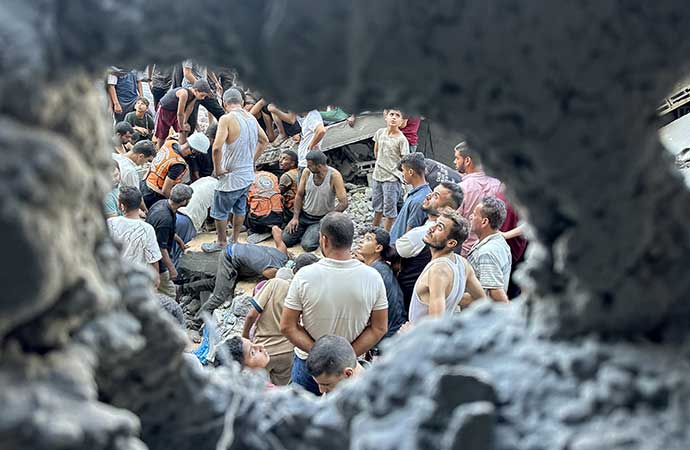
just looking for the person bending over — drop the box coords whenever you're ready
[306,335,366,395]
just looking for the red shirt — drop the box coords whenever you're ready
[497,192,527,263]
[401,117,421,146]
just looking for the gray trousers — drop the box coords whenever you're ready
[196,251,256,320]
[281,213,323,252]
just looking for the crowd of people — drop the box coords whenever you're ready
[105,61,528,396]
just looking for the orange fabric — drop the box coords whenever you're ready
[145,139,188,191]
[248,171,283,217]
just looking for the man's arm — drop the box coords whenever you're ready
[182,64,197,85]
[176,89,191,132]
[332,170,349,212]
[308,123,326,150]
[242,307,260,339]
[350,309,388,356]
[285,170,308,232]
[487,288,509,303]
[253,118,269,164]
[460,258,485,309]
[150,262,160,289]
[106,84,121,114]
[137,80,144,97]
[502,224,524,240]
[161,177,177,199]
[160,248,177,279]
[427,264,452,317]
[212,115,230,177]
[280,307,315,353]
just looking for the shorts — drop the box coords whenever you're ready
[371,179,401,218]
[154,107,180,141]
[210,186,250,219]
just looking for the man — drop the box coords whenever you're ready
[146,184,193,297]
[149,65,173,109]
[225,335,270,371]
[400,114,421,153]
[278,150,299,222]
[196,226,291,325]
[106,67,143,122]
[124,97,155,142]
[103,162,122,219]
[266,104,302,144]
[282,150,349,252]
[355,227,406,341]
[113,121,134,155]
[141,132,210,208]
[153,79,213,145]
[296,109,326,170]
[454,141,502,255]
[246,171,284,234]
[371,109,409,231]
[425,157,462,190]
[280,212,388,395]
[107,187,162,288]
[172,176,219,266]
[242,252,320,386]
[306,335,366,395]
[112,139,156,189]
[389,152,432,242]
[180,59,225,131]
[201,88,269,253]
[466,196,512,304]
[409,210,469,323]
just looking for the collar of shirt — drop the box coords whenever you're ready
[408,183,431,196]
[468,231,503,255]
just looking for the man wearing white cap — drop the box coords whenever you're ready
[141,132,210,208]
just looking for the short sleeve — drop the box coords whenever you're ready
[103,191,119,216]
[283,275,304,311]
[124,112,137,126]
[372,275,388,311]
[107,74,118,85]
[144,225,163,263]
[135,71,145,81]
[400,136,410,156]
[182,59,193,69]
[373,128,382,143]
[474,253,505,290]
[166,163,186,180]
[279,173,292,189]
[154,225,172,250]
[255,280,279,310]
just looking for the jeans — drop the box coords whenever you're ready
[290,354,321,396]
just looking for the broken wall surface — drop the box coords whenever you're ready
[2,1,690,449]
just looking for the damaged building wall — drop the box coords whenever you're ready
[2,1,690,449]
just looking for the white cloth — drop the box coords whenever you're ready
[297,110,324,168]
[112,154,140,189]
[395,220,435,258]
[217,110,258,192]
[178,177,218,231]
[107,217,162,266]
[284,258,388,360]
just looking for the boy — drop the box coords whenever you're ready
[124,97,155,142]
[372,109,409,231]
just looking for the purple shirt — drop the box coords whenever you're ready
[459,171,502,256]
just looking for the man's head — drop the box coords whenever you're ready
[111,161,121,187]
[118,186,142,214]
[134,96,149,113]
[453,140,480,174]
[191,79,213,100]
[293,253,320,274]
[357,226,390,261]
[423,209,469,252]
[226,336,270,369]
[470,196,507,235]
[115,121,134,145]
[399,152,426,185]
[243,91,257,111]
[385,109,403,128]
[306,335,358,394]
[421,182,464,216]
[222,87,244,110]
[184,132,210,155]
[305,150,328,173]
[280,150,298,171]
[319,212,354,255]
[129,139,156,165]
[169,184,193,208]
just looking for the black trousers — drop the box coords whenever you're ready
[188,95,225,130]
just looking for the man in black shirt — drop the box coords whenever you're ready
[424,158,462,190]
[146,184,193,297]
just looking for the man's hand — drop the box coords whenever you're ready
[398,321,413,334]
[113,103,123,114]
[347,115,356,127]
[169,267,178,280]
[285,218,299,234]
[353,250,365,262]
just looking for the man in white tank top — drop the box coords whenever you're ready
[202,88,269,253]
[408,210,470,324]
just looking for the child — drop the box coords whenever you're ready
[124,96,155,142]
[372,109,410,231]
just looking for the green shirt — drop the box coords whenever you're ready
[124,111,155,137]
[319,108,349,123]
[104,186,122,217]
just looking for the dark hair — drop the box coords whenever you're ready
[115,121,134,135]
[206,123,218,140]
[363,226,390,256]
[131,139,156,158]
[454,140,480,165]
[440,211,469,246]
[438,181,464,210]
[118,186,142,212]
[282,149,298,165]
[306,150,327,166]
[400,152,426,176]
[135,96,150,106]
[320,212,354,250]
[157,293,184,327]
[294,253,319,273]
[225,336,245,367]
[170,184,193,204]
[306,335,357,377]
[479,196,507,230]
[193,79,213,94]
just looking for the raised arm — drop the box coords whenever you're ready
[309,123,326,150]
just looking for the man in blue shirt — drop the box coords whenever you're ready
[389,152,432,242]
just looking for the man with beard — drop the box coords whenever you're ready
[408,210,469,323]
[454,141,502,256]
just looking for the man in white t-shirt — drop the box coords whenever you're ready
[112,139,157,189]
[280,212,388,395]
[296,110,326,169]
[107,186,162,288]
